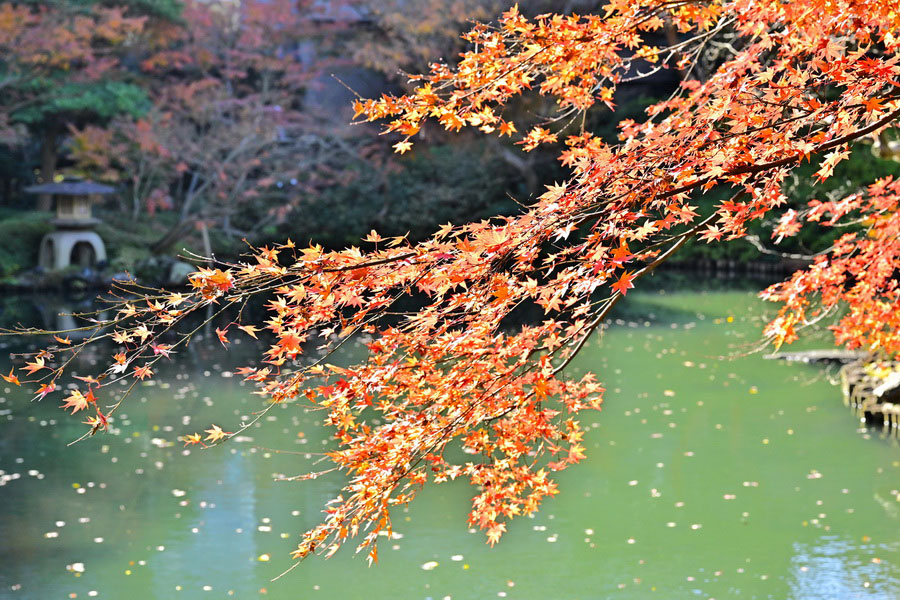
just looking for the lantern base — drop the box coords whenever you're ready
[38,230,107,271]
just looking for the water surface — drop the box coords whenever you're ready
[1,284,897,599]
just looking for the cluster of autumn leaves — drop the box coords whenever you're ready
[7,0,900,565]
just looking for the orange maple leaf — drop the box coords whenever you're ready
[277,331,302,354]
[611,271,636,296]
[499,120,517,136]
[611,242,633,263]
[863,97,885,113]
[74,374,101,385]
[182,432,205,447]
[83,407,109,434]
[2,368,20,386]
[207,269,234,292]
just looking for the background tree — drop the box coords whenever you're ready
[8,0,900,569]
[68,0,371,254]
[0,0,180,209]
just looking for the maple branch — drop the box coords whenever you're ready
[321,251,418,273]
[662,105,900,200]
[551,210,721,378]
[743,234,827,261]
[487,206,723,428]
[730,108,900,176]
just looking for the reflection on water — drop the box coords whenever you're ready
[791,536,900,599]
[150,455,259,598]
[1,285,898,599]
[0,294,107,339]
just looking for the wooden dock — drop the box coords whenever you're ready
[764,349,868,364]
[768,349,900,433]
[840,360,900,431]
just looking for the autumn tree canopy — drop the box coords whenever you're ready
[0,0,183,208]
[67,0,372,251]
[7,0,900,567]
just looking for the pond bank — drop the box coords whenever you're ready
[666,256,812,277]
[0,256,197,293]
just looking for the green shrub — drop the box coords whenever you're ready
[272,142,523,248]
[0,210,53,277]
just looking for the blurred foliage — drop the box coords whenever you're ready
[679,143,900,263]
[13,81,151,126]
[0,293,45,332]
[95,210,178,269]
[0,209,53,277]
[20,0,183,21]
[272,142,525,247]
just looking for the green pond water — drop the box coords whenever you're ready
[1,283,898,599]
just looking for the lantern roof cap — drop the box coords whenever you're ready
[25,177,116,196]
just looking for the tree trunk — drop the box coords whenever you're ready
[37,125,58,211]
[663,16,685,81]
[498,147,538,195]
[151,181,203,254]
[199,220,213,266]
[1,175,11,206]
[150,218,196,255]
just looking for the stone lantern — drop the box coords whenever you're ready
[25,177,115,271]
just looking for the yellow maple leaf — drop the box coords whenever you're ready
[393,140,413,154]
[204,424,227,443]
